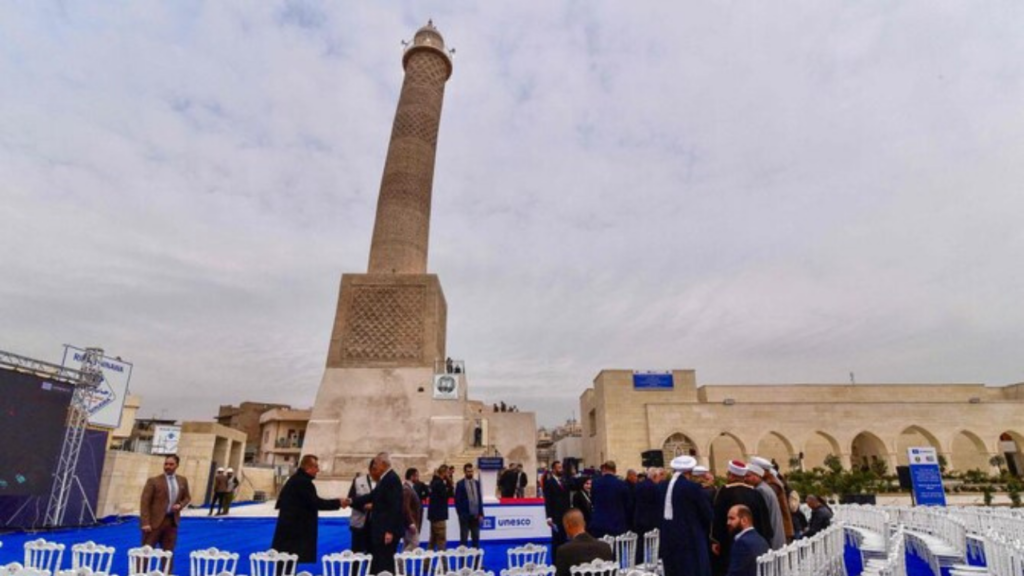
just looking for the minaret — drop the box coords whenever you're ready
[368,21,453,275]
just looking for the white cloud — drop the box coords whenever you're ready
[2,1,1023,426]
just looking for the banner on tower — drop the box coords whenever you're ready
[61,345,133,429]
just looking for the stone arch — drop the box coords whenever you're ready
[802,431,842,470]
[661,432,699,467]
[896,425,943,466]
[851,431,888,471]
[755,431,796,471]
[998,430,1024,477]
[950,429,989,472]
[709,432,747,476]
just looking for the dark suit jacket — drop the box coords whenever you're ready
[632,478,661,533]
[805,506,833,538]
[271,469,342,563]
[726,529,770,576]
[555,533,614,576]
[369,469,405,540]
[543,474,571,526]
[427,476,450,522]
[140,474,191,529]
[455,478,484,519]
[590,473,631,536]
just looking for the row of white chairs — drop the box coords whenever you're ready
[755,523,846,576]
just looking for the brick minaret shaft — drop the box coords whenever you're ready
[367,22,453,275]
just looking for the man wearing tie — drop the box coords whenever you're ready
[140,455,191,556]
[455,463,485,548]
[543,461,571,549]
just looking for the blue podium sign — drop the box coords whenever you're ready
[477,457,505,471]
[633,371,673,390]
[907,447,946,507]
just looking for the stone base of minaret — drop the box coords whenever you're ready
[303,273,475,489]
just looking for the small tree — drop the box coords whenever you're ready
[990,454,1006,471]
[938,454,948,474]
[982,485,995,506]
[870,458,888,478]
[823,454,843,474]
[788,456,802,470]
[1009,481,1022,508]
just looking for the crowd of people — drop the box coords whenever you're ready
[137,452,833,576]
[541,456,834,576]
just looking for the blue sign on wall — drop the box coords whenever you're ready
[477,457,504,471]
[632,371,674,390]
[907,447,947,507]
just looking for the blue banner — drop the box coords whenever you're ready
[633,372,673,390]
[477,457,505,471]
[907,447,946,507]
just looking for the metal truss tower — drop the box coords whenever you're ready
[0,347,104,527]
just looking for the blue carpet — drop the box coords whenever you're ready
[0,517,547,574]
[843,541,864,576]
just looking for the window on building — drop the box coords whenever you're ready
[588,409,597,437]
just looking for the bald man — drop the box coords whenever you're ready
[555,509,614,576]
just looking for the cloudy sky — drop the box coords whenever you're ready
[2,2,1023,427]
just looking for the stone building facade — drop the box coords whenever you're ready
[581,369,1024,477]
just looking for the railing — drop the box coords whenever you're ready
[275,438,304,449]
[756,523,846,576]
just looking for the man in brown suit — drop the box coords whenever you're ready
[140,454,191,555]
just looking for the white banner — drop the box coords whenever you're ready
[62,346,133,429]
[420,502,550,543]
[152,425,181,455]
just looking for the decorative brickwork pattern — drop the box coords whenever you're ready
[367,35,451,275]
[342,285,426,362]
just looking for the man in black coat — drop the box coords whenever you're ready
[427,465,450,550]
[589,461,632,538]
[271,455,343,564]
[660,458,713,576]
[555,509,614,576]
[544,461,572,549]
[353,452,405,574]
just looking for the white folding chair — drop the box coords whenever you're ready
[641,529,659,571]
[568,559,618,576]
[499,567,554,576]
[394,548,440,576]
[72,542,116,575]
[189,548,239,576]
[505,545,546,570]
[8,569,50,576]
[24,539,66,574]
[127,547,173,576]
[321,551,372,576]
[443,570,493,576]
[439,547,483,573]
[612,532,638,570]
[250,551,298,576]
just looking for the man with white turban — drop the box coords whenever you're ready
[751,456,794,544]
[711,460,774,576]
[659,456,713,576]
[744,463,785,550]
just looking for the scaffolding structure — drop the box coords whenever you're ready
[0,347,104,527]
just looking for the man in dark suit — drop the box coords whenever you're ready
[544,461,572,549]
[272,454,343,565]
[354,452,405,574]
[555,509,614,576]
[140,454,192,560]
[454,462,485,548]
[725,505,770,576]
[589,461,632,538]
[427,465,450,550]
